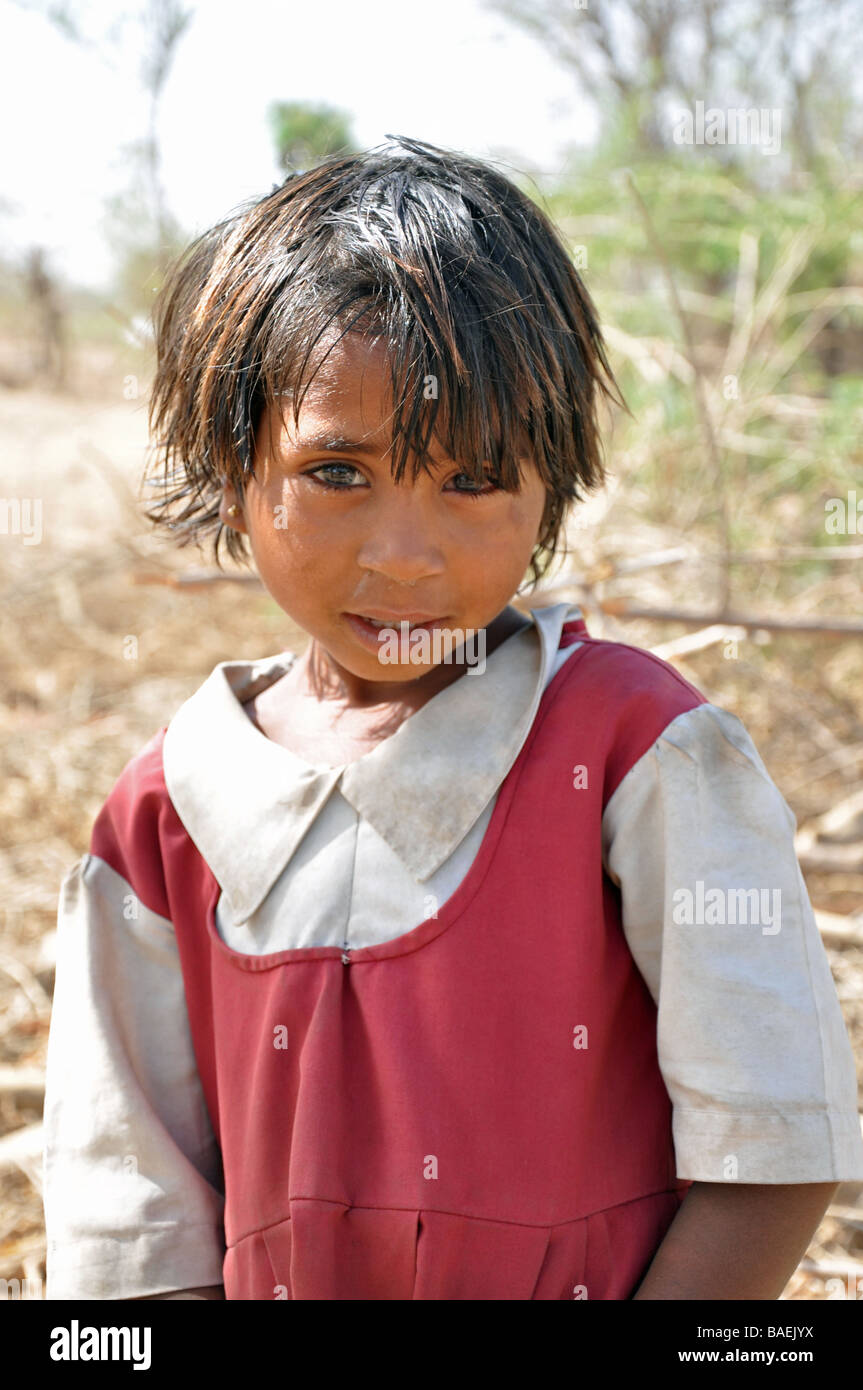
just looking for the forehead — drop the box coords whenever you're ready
[258,327,533,474]
[293,332,390,409]
[269,332,398,444]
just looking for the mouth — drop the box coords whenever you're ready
[348,612,443,629]
[342,611,449,649]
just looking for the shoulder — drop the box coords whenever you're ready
[93,726,170,836]
[600,691,797,842]
[558,631,706,712]
[550,634,710,802]
[89,726,173,910]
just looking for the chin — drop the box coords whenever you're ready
[349,651,436,682]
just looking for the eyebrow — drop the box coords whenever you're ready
[278,429,471,474]
[286,432,383,455]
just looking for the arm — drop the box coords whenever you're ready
[44,852,226,1300]
[633,1180,838,1299]
[603,702,863,1186]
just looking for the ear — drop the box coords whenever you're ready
[219,481,248,533]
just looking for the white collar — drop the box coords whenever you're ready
[163,603,584,923]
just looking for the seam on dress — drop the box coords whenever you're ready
[82,853,177,938]
[225,1186,682,1246]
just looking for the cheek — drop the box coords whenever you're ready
[246,485,335,570]
[449,496,543,604]
[510,487,546,531]
[490,491,545,558]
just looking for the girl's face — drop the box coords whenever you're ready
[219,332,549,705]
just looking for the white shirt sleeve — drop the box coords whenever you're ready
[602,701,863,1183]
[43,853,226,1298]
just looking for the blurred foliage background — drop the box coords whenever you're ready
[4,0,862,588]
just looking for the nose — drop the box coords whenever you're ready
[354,484,446,585]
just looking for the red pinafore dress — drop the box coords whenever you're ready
[94,617,702,1298]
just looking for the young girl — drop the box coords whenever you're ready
[43,136,863,1301]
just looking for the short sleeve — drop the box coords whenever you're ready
[601,701,863,1183]
[43,852,227,1298]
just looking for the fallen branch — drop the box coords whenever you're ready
[651,625,748,660]
[0,1234,45,1283]
[798,1257,863,1280]
[814,910,863,947]
[827,1204,863,1229]
[784,742,863,795]
[798,837,863,876]
[130,568,262,589]
[0,1120,43,1178]
[0,1066,45,1102]
[598,600,863,637]
[804,788,863,844]
[0,948,52,1014]
[711,545,863,564]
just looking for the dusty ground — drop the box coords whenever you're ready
[1,367,861,1300]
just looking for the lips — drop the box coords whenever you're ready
[347,612,443,628]
[342,611,449,651]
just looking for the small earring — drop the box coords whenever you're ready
[227,504,240,517]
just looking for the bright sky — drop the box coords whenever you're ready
[1,0,597,289]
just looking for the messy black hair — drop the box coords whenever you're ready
[143,134,626,587]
